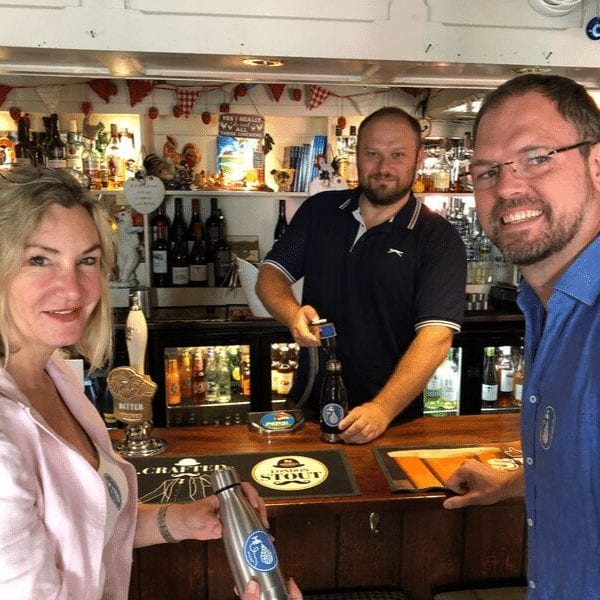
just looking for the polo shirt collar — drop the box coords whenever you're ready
[341,188,422,231]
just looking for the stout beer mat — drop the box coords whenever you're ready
[127,449,359,502]
[372,442,522,493]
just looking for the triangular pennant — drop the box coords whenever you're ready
[126,79,155,107]
[175,89,201,117]
[0,84,13,107]
[351,93,375,116]
[268,83,285,102]
[309,85,331,110]
[35,85,62,113]
[88,79,118,103]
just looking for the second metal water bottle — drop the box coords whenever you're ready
[210,466,289,599]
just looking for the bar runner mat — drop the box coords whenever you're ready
[372,442,522,493]
[126,449,359,502]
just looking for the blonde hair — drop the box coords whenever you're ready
[0,167,116,371]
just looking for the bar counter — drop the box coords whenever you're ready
[115,414,526,599]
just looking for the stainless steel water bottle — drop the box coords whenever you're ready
[210,466,289,600]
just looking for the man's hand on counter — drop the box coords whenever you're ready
[339,402,391,444]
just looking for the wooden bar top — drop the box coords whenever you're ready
[112,413,521,515]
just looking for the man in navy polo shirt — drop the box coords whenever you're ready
[443,75,600,598]
[256,107,467,444]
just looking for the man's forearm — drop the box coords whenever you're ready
[255,264,301,327]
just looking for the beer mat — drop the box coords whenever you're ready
[372,441,522,493]
[127,449,359,502]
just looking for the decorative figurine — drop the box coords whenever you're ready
[111,206,141,288]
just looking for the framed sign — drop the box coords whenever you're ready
[219,114,265,139]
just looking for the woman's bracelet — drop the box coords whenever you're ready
[157,504,178,543]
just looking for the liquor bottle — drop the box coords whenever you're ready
[187,197,203,252]
[166,357,182,407]
[273,199,288,240]
[106,123,125,187]
[210,466,289,600]
[423,370,442,412]
[188,237,208,287]
[228,346,242,400]
[205,197,220,260]
[495,347,515,408]
[440,349,460,411]
[481,346,499,409]
[214,210,232,287]
[45,113,67,169]
[169,197,187,248]
[319,358,348,443]
[151,222,170,287]
[217,348,231,403]
[432,140,451,193]
[240,353,251,398]
[204,348,219,403]
[179,350,193,405]
[512,349,524,408]
[14,116,33,166]
[276,361,294,396]
[66,129,83,172]
[151,202,171,243]
[81,139,101,190]
[29,131,46,167]
[170,238,189,287]
[192,351,206,405]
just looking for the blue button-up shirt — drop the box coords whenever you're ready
[518,235,600,599]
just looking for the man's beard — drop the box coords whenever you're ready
[360,173,413,206]
[487,193,588,266]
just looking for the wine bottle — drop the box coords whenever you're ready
[45,113,67,169]
[205,197,220,260]
[14,116,33,166]
[273,199,288,240]
[170,235,189,287]
[151,202,171,243]
[214,210,232,287]
[210,466,289,600]
[188,237,208,287]
[151,222,170,287]
[168,197,187,247]
[319,358,348,443]
[481,346,499,409]
[187,197,203,252]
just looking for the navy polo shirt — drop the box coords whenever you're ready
[264,188,466,417]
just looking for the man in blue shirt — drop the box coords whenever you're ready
[256,107,467,444]
[443,74,600,598]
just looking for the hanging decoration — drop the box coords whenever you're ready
[175,89,201,117]
[148,106,159,120]
[172,105,183,118]
[35,85,62,112]
[291,88,302,102]
[308,85,331,110]
[351,92,375,116]
[126,79,155,107]
[201,111,212,125]
[88,79,118,103]
[81,101,94,116]
[267,83,285,103]
[233,83,248,101]
[9,106,21,122]
[0,84,13,107]
[219,102,231,113]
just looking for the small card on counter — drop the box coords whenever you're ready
[127,448,359,502]
[372,442,523,493]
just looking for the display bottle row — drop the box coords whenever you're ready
[7,113,136,190]
[481,345,523,411]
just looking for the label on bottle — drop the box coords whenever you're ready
[172,266,190,286]
[514,383,523,403]
[152,250,168,274]
[321,403,345,428]
[189,264,208,283]
[243,530,278,572]
[276,369,293,396]
[500,369,514,392]
[46,158,67,169]
[481,384,498,402]
[13,157,31,166]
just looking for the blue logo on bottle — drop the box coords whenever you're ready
[322,403,344,427]
[243,530,278,572]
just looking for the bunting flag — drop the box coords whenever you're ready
[126,79,155,107]
[308,85,331,110]
[351,92,375,116]
[88,79,119,103]
[268,83,285,102]
[176,89,201,117]
[35,85,62,112]
[0,84,13,107]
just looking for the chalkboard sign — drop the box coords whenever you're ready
[219,114,265,139]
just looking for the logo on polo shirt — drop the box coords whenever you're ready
[539,406,556,450]
[387,248,404,258]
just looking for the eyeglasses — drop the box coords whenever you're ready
[465,140,597,190]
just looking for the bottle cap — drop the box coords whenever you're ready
[211,466,241,493]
